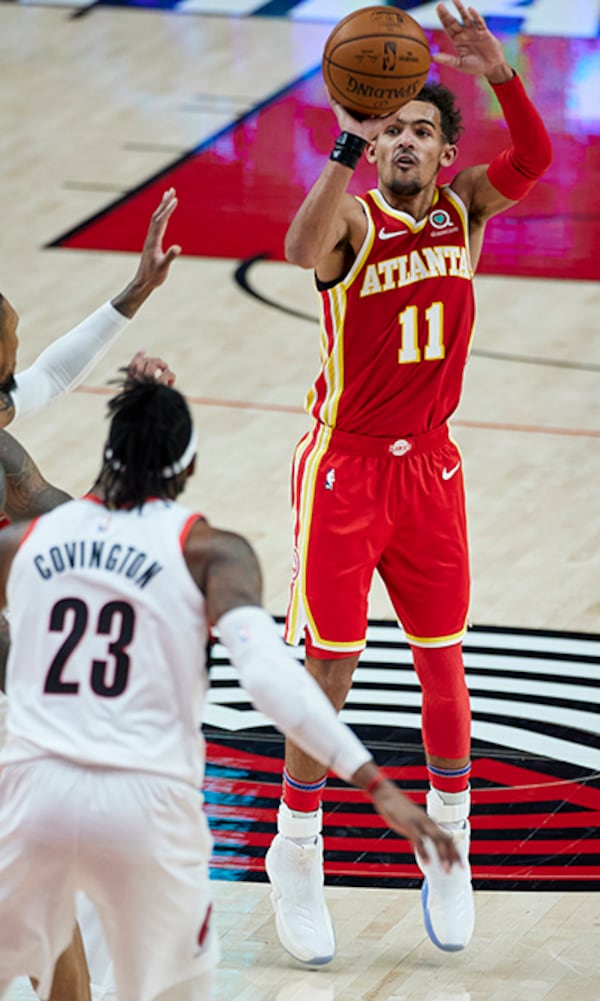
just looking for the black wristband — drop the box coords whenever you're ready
[329,131,367,170]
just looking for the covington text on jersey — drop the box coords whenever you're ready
[31,539,163,589]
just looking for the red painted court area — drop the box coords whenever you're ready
[205,741,600,891]
[56,33,600,281]
[203,620,600,892]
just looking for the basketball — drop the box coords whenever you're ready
[322,5,431,118]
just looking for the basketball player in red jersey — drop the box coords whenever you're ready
[265,0,552,965]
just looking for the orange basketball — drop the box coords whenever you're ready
[322,5,431,118]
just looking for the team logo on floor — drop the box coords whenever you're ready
[204,620,600,892]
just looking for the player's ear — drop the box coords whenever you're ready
[365,141,378,164]
[441,144,458,168]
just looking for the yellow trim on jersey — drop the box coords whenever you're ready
[309,635,367,654]
[442,185,473,276]
[286,423,332,643]
[368,186,441,233]
[286,423,369,653]
[322,284,346,427]
[309,198,376,427]
[344,197,377,290]
[405,621,469,647]
[440,185,477,358]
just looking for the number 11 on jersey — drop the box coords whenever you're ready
[398,302,445,364]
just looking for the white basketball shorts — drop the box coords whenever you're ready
[0,758,219,1001]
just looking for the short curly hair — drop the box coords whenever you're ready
[415,83,464,145]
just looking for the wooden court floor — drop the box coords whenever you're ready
[2,3,599,999]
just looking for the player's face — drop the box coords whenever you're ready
[369,101,457,197]
[0,297,19,396]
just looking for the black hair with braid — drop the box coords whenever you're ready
[101,376,194,510]
[415,83,464,145]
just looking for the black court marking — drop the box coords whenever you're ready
[205,619,600,891]
[233,255,600,374]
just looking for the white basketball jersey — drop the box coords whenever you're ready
[1,496,210,787]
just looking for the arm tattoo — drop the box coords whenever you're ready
[0,393,15,425]
[0,430,71,521]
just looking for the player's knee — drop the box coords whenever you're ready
[305,653,358,712]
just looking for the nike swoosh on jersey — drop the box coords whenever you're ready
[442,462,461,481]
[378,227,407,239]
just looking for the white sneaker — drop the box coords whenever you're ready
[265,805,335,966]
[416,788,474,952]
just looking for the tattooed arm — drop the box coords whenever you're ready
[0,429,70,690]
[0,391,15,429]
[0,430,71,522]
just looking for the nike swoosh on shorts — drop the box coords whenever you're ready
[442,462,461,481]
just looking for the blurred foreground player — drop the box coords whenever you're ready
[0,377,458,1001]
[0,352,175,1001]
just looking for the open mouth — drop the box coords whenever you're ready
[395,155,417,168]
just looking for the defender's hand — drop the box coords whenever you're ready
[371,780,460,869]
[111,188,182,318]
[127,349,176,387]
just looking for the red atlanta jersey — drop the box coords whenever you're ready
[306,185,475,437]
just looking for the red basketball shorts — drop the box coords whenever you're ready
[285,421,470,657]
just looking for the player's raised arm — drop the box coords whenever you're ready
[435,2,552,224]
[110,187,182,318]
[284,95,400,280]
[7,190,181,427]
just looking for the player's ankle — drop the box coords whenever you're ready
[277,801,322,841]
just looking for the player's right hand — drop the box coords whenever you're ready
[326,88,402,145]
[371,781,460,869]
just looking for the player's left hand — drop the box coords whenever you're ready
[433,2,509,79]
[134,188,182,290]
[127,349,176,387]
[111,189,183,319]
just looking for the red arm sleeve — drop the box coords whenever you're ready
[487,72,553,201]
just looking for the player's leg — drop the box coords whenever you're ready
[380,437,473,950]
[30,929,91,1001]
[269,434,389,965]
[0,688,90,1001]
[0,762,79,998]
[410,643,473,950]
[80,770,218,1001]
[32,926,91,1001]
[74,893,115,1001]
[265,651,358,966]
